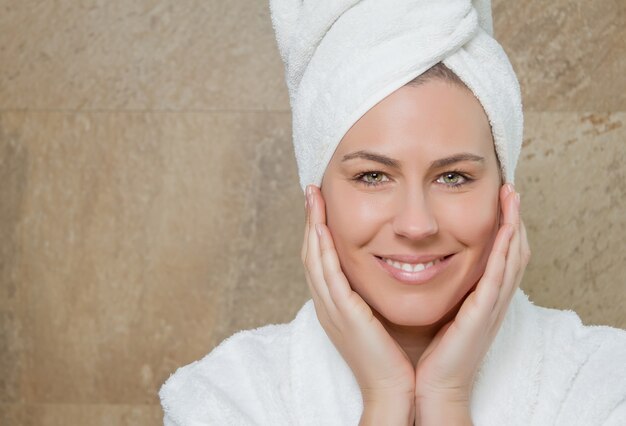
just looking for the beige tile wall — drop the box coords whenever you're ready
[1,1,624,425]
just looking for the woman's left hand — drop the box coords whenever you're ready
[414,183,531,424]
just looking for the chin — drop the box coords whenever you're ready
[369,292,460,327]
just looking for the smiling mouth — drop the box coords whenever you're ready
[375,254,453,273]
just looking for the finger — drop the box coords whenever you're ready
[304,186,335,311]
[491,192,523,326]
[513,197,525,289]
[520,218,531,268]
[471,185,516,306]
[301,186,313,266]
[502,187,520,230]
[503,218,530,305]
[317,222,355,312]
[300,186,317,292]
[310,185,327,225]
[498,183,514,226]
[506,218,530,309]
[502,191,523,295]
[466,188,516,326]
[473,221,515,313]
[300,194,324,318]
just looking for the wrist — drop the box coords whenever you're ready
[360,401,415,426]
[416,397,472,426]
[360,391,415,426]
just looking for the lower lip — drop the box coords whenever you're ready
[375,254,455,285]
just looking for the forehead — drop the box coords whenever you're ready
[335,80,494,158]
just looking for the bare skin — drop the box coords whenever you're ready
[301,80,531,425]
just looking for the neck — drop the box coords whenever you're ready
[372,293,469,367]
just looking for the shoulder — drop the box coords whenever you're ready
[532,302,626,363]
[532,303,626,424]
[159,317,297,425]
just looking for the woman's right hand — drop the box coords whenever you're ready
[302,185,416,423]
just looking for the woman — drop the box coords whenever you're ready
[301,68,527,425]
[160,1,626,425]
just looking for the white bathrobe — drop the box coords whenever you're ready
[159,288,626,425]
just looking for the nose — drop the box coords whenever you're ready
[391,189,439,240]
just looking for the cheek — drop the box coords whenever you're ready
[437,190,500,287]
[324,187,385,257]
[439,192,499,244]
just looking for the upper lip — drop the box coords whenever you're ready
[376,253,452,264]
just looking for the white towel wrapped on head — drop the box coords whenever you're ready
[269,0,523,190]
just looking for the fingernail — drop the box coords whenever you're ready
[515,192,521,208]
[306,185,313,207]
[505,183,514,195]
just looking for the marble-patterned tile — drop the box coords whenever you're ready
[0,110,296,404]
[516,112,625,328]
[3,0,623,113]
[493,0,626,111]
[0,403,162,426]
[212,122,308,340]
[0,129,27,403]
[0,1,289,110]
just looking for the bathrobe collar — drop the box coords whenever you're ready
[288,288,543,425]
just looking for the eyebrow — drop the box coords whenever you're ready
[341,150,400,168]
[341,150,485,169]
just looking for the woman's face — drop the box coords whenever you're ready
[321,79,502,327]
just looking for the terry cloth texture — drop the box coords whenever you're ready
[159,288,626,425]
[269,0,524,190]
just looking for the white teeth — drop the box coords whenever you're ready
[383,257,441,272]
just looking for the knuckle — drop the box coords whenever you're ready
[320,263,332,283]
[302,252,312,269]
